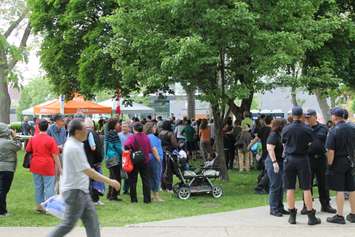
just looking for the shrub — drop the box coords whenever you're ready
[10,122,22,132]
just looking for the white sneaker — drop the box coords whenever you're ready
[0,213,9,217]
[94,201,105,206]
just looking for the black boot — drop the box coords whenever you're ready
[327,214,345,224]
[288,208,297,224]
[280,209,290,215]
[307,209,321,225]
[321,205,336,214]
[346,213,355,223]
[300,205,308,215]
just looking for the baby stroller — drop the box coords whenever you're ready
[168,149,223,200]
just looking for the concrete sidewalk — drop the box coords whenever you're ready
[1,201,354,237]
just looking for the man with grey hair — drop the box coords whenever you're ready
[48,119,120,237]
[48,114,67,194]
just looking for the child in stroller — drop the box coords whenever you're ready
[167,147,223,200]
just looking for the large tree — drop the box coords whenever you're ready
[107,0,330,179]
[28,0,120,99]
[302,0,354,120]
[30,0,345,179]
[0,0,31,123]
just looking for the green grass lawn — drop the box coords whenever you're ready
[0,150,303,227]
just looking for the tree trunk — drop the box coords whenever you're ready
[0,72,11,124]
[212,104,229,181]
[315,91,331,122]
[330,96,336,108]
[0,45,11,124]
[291,87,298,106]
[186,87,195,119]
[0,20,31,124]
[228,92,254,121]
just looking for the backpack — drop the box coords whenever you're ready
[91,130,103,163]
[85,130,103,166]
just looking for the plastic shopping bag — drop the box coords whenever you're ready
[41,195,66,220]
[122,150,134,173]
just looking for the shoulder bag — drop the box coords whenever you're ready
[131,137,145,165]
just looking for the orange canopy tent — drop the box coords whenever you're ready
[33,96,112,115]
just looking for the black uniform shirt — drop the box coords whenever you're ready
[281,120,314,157]
[326,121,355,158]
[308,123,328,156]
[326,121,355,172]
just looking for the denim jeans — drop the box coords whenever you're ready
[33,174,55,204]
[148,158,162,192]
[265,158,284,213]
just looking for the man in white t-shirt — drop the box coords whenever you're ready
[48,119,120,237]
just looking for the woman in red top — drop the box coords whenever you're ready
[26,119,62,213]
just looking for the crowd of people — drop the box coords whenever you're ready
[0,106,354,236]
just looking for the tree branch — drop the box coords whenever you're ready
[8,23,32,71]
[19,23,31,48]
[224,106,232,121]
[3,10,28,38]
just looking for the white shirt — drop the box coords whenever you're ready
[61,137,91,193]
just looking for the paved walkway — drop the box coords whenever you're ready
[1,200,354,237]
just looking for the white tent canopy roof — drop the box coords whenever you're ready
[22,107,34,116]
[99,99,154,113]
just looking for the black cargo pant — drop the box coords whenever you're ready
[162,154,173,191]
[0,171,14,215]
[107,165,121,200]
[128,162,151,203]
[309,156,330,207]
[225,148,235,170]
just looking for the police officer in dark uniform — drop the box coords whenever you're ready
[344,109,355,201]
[300,109,336,214]
[282,106,321,225]
[326,108,355,224]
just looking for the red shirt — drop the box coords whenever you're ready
[26,133,59,176]
[34,125,40,136]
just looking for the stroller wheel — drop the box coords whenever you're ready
[177,186,191,200]
[212,186,223,199]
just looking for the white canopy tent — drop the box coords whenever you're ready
[22,107,34,116]
[99,99,154,117]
